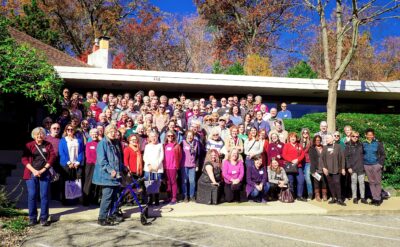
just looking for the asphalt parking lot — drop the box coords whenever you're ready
[23,214,400,247]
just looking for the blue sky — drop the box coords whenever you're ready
[150,0,399,52]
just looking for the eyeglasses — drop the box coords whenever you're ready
[213,134,219,136]
[167,135,174,137]
[67,128,74,131]
[351,136,359,138]
[303,131,309,134]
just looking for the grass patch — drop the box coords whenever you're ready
[1,216,29,233]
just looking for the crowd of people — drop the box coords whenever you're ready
[21,88,386,226]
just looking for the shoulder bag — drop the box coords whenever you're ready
[35,144,60,183]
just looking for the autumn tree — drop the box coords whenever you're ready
[195,0,301,64]
[9,0,61,49]
[287,61,318,78]
[375,36,400,81]
[307,30,377,81]
[169,15,215,73]
[303,0,399,131]
[244,54,273,76]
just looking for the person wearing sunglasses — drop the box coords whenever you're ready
[345,131,367,204]
[59,124,84,205]
[300,128,313,200]
[163,130,182,204]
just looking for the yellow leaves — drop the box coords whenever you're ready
[244,53,272,76]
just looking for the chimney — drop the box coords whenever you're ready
[88,36,112,69]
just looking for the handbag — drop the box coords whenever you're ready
[65,179,83,199]
[279,188,294,203]
[284,144,301,174]
[34,144,60,183]
[284,162,298,173]
[144,173,160,194]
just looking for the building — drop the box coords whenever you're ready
[1,28,399,149]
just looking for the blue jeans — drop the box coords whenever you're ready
[181,167,196,198]
[303,163,313,196]
[98,186,118,220]
[249,183,271,200]
[26,173,50,221]
[143,171,163,181]
[287,167,305,198]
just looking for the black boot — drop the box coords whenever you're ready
[147,195,154,206]
[154,193,160,206]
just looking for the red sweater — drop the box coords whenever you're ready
[21,140,56,180]
[123,146,143,175]
[282,142,305,167]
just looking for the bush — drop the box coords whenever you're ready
[285,113,400,189]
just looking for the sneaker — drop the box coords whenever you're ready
[169,199,177,205]
[353,198,358,204]
[28,219,38,227]
[337,200,346,206]
[190,197,196,202]
[360,198,368,204]
[307,194,313,200]
[40,219,50,227]
[110,215,124,223]
[261,198,267,203]
[297,197,307,202]
[183,197,189,203]
[328,198,337,204]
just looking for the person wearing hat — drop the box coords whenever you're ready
[153,104,170,133]
[216,116,229,141]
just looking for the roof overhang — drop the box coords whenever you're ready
[55,66,400,100]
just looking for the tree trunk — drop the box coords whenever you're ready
[327,79,338,132]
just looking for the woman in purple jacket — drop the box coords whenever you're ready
[246,155,269,203]
[181,130,200,202]
[222,148,244,202]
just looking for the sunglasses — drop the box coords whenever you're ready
[67,128,74,131]
[52,127,60,130]
[334,135,340,137]
[351,136,359,138]
[167,135,174,137]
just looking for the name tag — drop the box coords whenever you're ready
[271,147,275,150]
[297,147,301,150]
[284,114,287,117]
[90,146,96,150]
[166,110,170,113]
[42,148,47,153]
[277,144,282,148]
[167,147,172,151]
[259,170,264,175]
[232,170,237,175]
[328,148,333,152]
[226,109,229,113]
[185,146,190,150]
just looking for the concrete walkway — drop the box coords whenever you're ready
[19,197,400,222]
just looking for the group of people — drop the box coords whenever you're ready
[21,88,386,227]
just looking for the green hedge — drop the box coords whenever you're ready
[285,113,400,189]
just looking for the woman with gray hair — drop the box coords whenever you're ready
[92,124,125,225]
[21,127,56,226]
